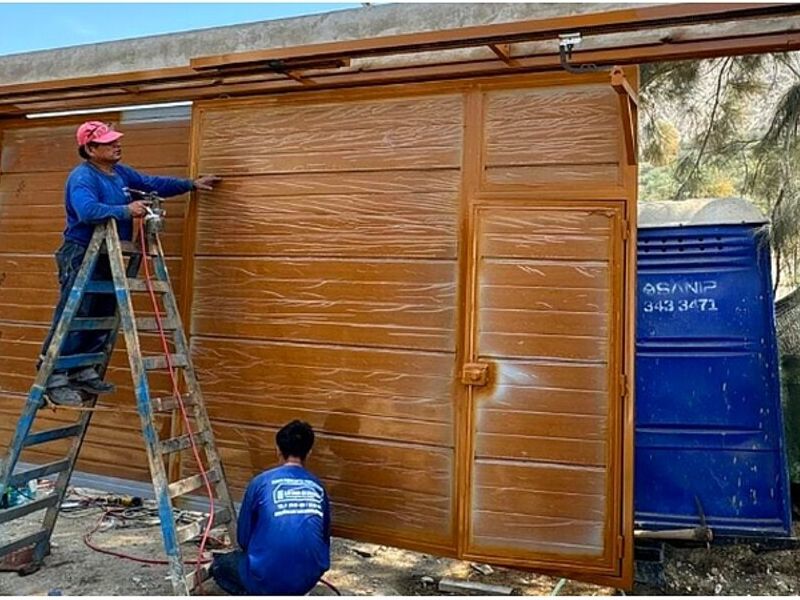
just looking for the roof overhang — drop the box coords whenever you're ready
[1,2,800,118]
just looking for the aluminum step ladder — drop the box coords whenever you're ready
[0,216,237,595]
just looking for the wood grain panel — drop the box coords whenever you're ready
[195,185,458,258]
[192,336,454,445]
[204,394,453,544]
[476,209,612,362]
[0,255,59,317]
[481,286,608,313]
[480,309,608,337]
[0,168,189,209]
[0,322,49,394]
[0,122,188,173]
[471,511,604,552]
[479,332,609,362]
[192,258,457,351]
[480,261,609,289]
[197,95,463,175]
[200,170,460,197]
[480,210,613,260]
[202,96,463,135]
[213,423,452,497]
[0,171,73,194]
[477,409,607,440]
[486,86,619,123]
[0,124,80,173]
[484,85,620,185]
[488,359,608,416]
[325,478,452,542]
[473,461,605,521]
[486,164,619,186]
[476,433,606,466]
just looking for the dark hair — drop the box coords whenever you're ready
[276,420,315,460]
[78,142,99,160]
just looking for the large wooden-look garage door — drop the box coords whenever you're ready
[192,93,463,552]
[189,70,636,586]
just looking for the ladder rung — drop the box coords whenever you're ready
[9,459,71,487]
[23,425,83,447]
[128,279,169,293]
[54,352,106,371]
[0,494,59,525]
[0,530,49,560]
[184,562,212,592]
[137,317,179,332]
[84,281,115,294]
[84,280,170,294]
[70,317,117,331]
[159,430,212,455]
[142,354,188,371]
[117,241,157,256]
[151,393,196,413]
[176,508,232,544]
[168,468,221,499]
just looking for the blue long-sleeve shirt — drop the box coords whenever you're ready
[63,162,194,246]
[237,464,331,595]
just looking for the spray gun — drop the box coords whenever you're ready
[124,188,166,243]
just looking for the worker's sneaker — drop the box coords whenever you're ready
[71,367,115,395]
[45,385,85,407]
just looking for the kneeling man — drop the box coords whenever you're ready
[211,420,331,595]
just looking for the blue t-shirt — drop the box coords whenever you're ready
[237,464,331,595]
[63,162,194,246]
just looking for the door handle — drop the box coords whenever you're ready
[461,362,490,386]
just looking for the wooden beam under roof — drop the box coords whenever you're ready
[188,3,800,71]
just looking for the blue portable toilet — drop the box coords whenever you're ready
[635,198,792,536]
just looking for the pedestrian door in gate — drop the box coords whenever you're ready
[462,203,628,584]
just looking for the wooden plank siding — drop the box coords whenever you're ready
[483,85,622,187]
[192,94,464,548]
[0,115,192,483]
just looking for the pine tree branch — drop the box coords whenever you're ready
[676,58,732,199]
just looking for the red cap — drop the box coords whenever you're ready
[76,121,124,146]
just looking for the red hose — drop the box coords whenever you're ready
[138,218,216,591]
[83,508,212,566]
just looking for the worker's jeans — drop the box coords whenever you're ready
[40,241,116,383]
[210,550,247,595]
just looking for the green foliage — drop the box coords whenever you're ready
[639,163,678,202]
[639,53,800,293]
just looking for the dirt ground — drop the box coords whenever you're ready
[1,489,798,596]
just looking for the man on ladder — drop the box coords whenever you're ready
[41,121,219,406]
[0,119,238,595]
